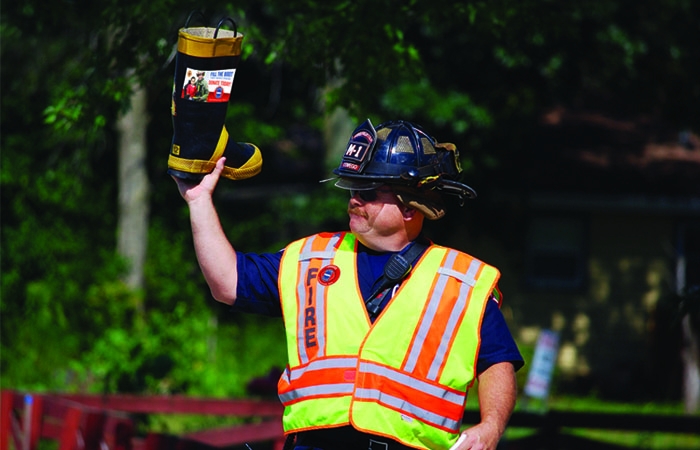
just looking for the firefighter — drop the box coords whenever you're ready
[173,119,524,450]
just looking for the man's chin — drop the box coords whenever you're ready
[348,215,368,233]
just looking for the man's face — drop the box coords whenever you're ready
[347,186,407,241]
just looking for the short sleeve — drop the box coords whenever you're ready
[476,299,524,374]
[231,251,284,316]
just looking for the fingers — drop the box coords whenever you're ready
[450,430,491,450]
[448,433,468,450]
[172,157,226,201]
[171,175,197,198]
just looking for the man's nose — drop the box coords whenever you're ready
[349,191,364,205]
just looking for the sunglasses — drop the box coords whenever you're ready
[350,188,393,202]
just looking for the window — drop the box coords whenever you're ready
[525,216,587,290]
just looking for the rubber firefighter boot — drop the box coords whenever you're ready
[168,19,262,181]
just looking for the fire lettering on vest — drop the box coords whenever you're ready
[304,268,318,348]
[304,306,317,347]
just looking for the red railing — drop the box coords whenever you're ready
[4,389,699,450]
[1,390,285,450]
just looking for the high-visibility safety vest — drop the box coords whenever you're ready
[277,232,500,449]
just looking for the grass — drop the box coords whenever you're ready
[497,395,700,450]
[563,428,700,450]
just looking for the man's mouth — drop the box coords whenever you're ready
[348,207,367,219]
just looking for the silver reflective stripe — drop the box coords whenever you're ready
[403,286,442,373]
[428,277,472,379]
[296,234,344,363]
[354,388,461,430]
[436,256,481,286]
[404,251,457,374]
[296,237,317,364]
[289,357,358,381]
[428,257,483,379]
[314,269,326,356]
[314,236,341,354]
[299,233,342,260]
[359,362,464,405]
[279,382,355,404]
[299,250,336,260]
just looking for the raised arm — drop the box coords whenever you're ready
[451,361,517,450]
[173,157,238,304]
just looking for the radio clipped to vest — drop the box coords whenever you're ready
[365,242,428,320]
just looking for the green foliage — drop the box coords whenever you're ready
[2,0,700,400]
[69,303,215,394]
[215,182,349,254]
[225,103,284,144]
[381,80,493,134]
[1,126,119,390]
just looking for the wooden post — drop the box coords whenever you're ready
[0,391,13,450]
[58,407,83,450]
[82,411,106,450]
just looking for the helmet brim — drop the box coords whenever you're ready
[333,177,386,190]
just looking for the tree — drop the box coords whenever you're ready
[2,0,699,396]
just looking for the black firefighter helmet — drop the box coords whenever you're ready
[332,119,476,220]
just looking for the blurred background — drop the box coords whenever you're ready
[2,0,699,447]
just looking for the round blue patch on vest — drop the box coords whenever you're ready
[318,265,340,286]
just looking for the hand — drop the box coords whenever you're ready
[449,422,500,450]
[172,157,225,204]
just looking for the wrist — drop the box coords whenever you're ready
[186,192,214,207]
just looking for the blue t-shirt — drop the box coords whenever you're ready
[232,240,523,374]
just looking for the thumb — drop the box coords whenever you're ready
[201,157,226,188]
[212,157,226,177]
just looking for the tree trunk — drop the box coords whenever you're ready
[116,83,150,299]
[323,106,354,169]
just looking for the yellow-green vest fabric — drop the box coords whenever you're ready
[277,232,500,449]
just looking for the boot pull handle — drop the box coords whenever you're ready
[215,17,238,38]
[183,11,238,38]
[184,10,206,28]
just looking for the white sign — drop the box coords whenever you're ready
[524,329,560,399]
